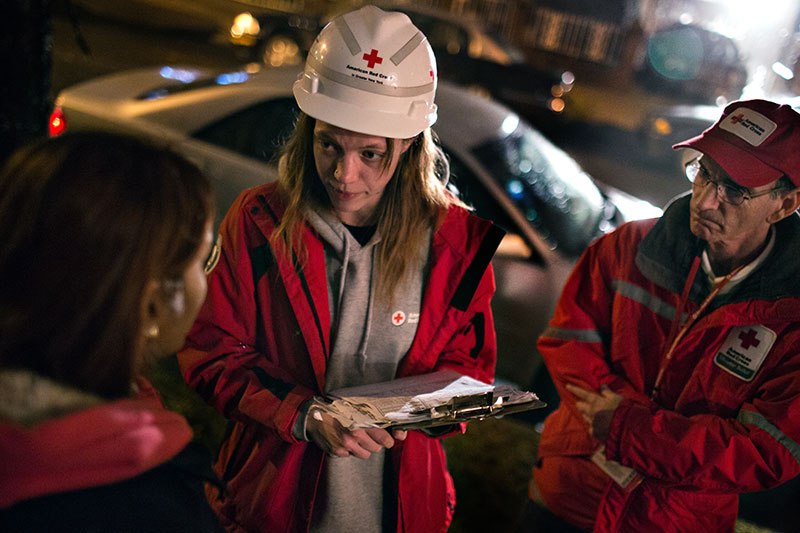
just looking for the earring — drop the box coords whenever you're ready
[145,323,159,339]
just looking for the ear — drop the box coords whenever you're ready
[139,279,162,337]
[767,188,800,224]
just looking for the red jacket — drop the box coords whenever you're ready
[179,183,502,532]
[0,378,191,509]
[0,374,222,532]
[535,196,800,532]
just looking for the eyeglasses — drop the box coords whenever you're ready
[685,158,780,206]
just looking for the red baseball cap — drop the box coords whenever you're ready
[673,99,800,188]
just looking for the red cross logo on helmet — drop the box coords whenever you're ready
[362,49,383,69]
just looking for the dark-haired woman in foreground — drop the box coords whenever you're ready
[0,132,223,532]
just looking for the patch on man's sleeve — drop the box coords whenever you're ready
[714,325,776,381]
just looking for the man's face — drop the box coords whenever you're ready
[689,155,783,258]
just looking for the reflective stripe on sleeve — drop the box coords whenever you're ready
[612,279,678,321]
[540,278,675,344]
[541,325,603,343]
[738,410,800,468]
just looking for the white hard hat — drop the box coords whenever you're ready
[293,5,437,139]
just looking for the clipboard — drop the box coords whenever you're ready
[389,390,547,430]
[314,370,547,431]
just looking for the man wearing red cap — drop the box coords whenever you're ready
[525,99,800,532]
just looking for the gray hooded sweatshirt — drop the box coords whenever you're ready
[304,207,431,532]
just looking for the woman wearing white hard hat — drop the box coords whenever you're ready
[179,5,503,532]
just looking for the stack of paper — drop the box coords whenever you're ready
[315,370,545,430]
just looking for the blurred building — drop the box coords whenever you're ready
[261,0,800,100]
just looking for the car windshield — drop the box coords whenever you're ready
[471,122,607,257]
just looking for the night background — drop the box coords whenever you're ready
[4,0,800,531]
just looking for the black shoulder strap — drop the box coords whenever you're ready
[450,224,506,311]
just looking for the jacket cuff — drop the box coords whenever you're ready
[291,398,314,441]
[275,387,315,443]
[604,398,635,461]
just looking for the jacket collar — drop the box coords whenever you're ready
[0,369,105,427]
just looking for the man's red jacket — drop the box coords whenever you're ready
[535,196,800,532]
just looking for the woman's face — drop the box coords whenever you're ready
[312,121,411,226]
[145,220,214,360]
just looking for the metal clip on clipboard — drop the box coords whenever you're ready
[390,390,546,431]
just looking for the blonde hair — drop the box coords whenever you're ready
[273,112,465,302]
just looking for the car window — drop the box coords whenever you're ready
[471,124,606,258]
[447,153,517,232]
[192,98,300,165]
[446,151,543,264]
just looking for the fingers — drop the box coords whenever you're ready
[564,383,621,443]
[324,427,398,460]
[333,428,394,459]
[306,407,403,459]
[306,412,350,457]
[566,383,615,406]
[566,383,603,423]
[364,427,395,448]
[392,429,407,441]
[594,385,624,411]
[601,390,615,402]
[565,383,590,399]
[329,446,352,458]
[565,383,595,417]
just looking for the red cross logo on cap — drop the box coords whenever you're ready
[739,328,760,350]
[730,113,745,125]
[391,310,406,326]
[362,49,383,69]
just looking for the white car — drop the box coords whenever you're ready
[50,64,660,405]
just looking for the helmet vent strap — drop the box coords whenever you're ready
[335,17,361,56]
[391,32,424,66]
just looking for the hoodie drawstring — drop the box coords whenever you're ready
[336,232,375,375]
[337,236,350,320]
[356,246,376,373]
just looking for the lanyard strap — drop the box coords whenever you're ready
[650,257,744,400]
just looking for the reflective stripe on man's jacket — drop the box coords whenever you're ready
[536,194,800,532]
[179,182,501,532]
